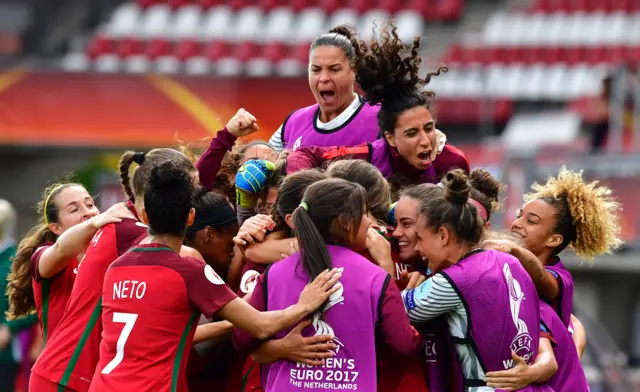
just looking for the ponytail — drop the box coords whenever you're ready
[292,206,332,281]
[119,151,137,202]
[291,178,367,281]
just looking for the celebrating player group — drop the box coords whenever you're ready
[6,21,622,392]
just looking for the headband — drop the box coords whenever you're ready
[187,202,237,233]
[468,198,489,222]
[43,184,67,226]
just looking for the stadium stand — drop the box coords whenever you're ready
[62,0,462,76]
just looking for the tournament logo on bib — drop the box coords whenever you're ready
[292,136,303,151]
[204,265,225,285]
[240,270,261,294]
[312,267,344,353]
[503,263,533,365]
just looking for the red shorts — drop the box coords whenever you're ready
[29,373,77,392]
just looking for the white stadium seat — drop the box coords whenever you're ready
[263,7,295,43]
[327,9,358,35]
[171,5,203,40]
[102,3,141,38]
[184,57,212,75]
[94,54,121,73]
[201,6,234,40]
[234,7,265,42]
[137,5,172,39]
[395,10,424,44]
[295,8,327,43]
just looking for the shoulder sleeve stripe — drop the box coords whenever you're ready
[321,145,370,161]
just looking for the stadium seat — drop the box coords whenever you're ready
[201,6,234,40]
[233,6,265,42]
[395,10,424,44]
[263,7,295,43]
[295,8,327,43]
[175,39,202,60]
[204,40,232,61]
[102,3,141,38]
[326,9,358,32]
[137,4,172,39]
[170,5,203,39]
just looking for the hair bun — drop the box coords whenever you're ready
[327,24,354,39]
[443,169,472,205]
[469,168,501,204]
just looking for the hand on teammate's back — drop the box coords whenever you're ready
[227,108,259,137]
[298,269,343,314]
[277,320,337,366]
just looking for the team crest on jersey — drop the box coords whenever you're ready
[292,136,303,151]
[240,270,261,294]
[204,265,225,285]
[503,263,533,365]
[312,268,345,354]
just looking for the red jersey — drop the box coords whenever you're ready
[31,218,146,391]
[89,243,237,392]
[375,236,428,392]
[30,243,78,343]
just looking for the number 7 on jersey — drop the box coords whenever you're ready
[101,312,138,374]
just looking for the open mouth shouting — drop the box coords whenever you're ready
[319,89,336,105]
[416,150,433,167]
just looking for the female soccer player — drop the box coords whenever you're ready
[284,23,469,195]
[183,190,238,279]
[484,167,622,326]
[268,26,380,152]
[90,162,340,392]
[29,149,197,392]
[402,170,556,392]
[234,178,423,392]
[6,182,129,344]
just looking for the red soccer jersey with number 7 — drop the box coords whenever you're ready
[89,243,237,392]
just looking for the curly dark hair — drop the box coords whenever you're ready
[350,21,447,135]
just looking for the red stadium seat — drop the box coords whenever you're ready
[146,38,172,59]
[235,41,259,62]
[137,0,163,9]
[318,0,342,14]
[228,0,253,10]
[293,42,311,63]
[197,0,224,8]
[346,0,369,14]
[435,0,463,23]
[118,38,145,59]
[175,40,202,60]
[263,42,288,62]
[86,36,116,59]
[290,0,315,11]
[406,0,427,18]
[168,0,193,8]
[378,0,401,14]
[258,0,282,11]
[204,41,231,60]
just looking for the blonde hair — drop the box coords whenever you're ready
[524,167,623,260]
